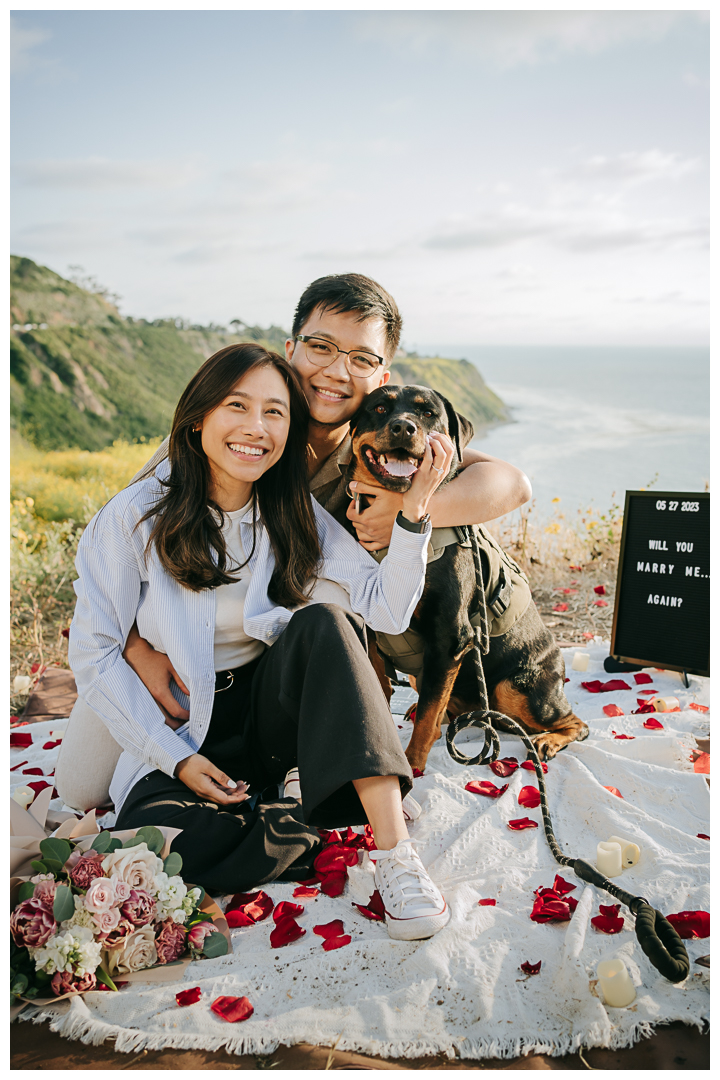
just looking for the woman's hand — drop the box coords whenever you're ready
[123,623,190,727]
[401,432,454,523]
[175,754,250,806]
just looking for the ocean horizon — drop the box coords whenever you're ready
[418,345,709,520]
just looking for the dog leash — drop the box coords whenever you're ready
[445,526,690,984]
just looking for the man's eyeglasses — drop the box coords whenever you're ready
[295,335,385,378]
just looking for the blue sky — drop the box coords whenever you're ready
[11,9,709,346]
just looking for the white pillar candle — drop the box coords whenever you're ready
[597,958,637,1007]
[653,696,680,712]
[596,841,623,877]
[607,835,641,868]
[12,787,34,810]
[12,675,32,694]
[571,651,590,672]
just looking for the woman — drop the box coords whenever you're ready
[69,343,454,941]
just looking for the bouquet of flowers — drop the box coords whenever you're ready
[10,825,228,1004]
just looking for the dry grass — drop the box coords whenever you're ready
[9,441,623,716]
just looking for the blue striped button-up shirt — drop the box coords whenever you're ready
[69,464,430,812]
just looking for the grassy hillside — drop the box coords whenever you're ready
[10,256,508,450]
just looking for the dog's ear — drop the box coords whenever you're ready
[435,394,474,465]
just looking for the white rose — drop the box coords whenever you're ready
[105,924,158,975]
[101,843,163,893]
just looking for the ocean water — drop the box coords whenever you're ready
[422,346,710,520]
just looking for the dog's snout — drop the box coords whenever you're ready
[390,418,417,438]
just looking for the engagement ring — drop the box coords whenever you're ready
[432,465,443,474]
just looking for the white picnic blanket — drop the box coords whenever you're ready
[13,645,710,1060]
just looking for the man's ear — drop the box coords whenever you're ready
[435,394,475,465]
[285,338,295,363]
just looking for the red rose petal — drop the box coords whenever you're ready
[293,886,319,899]
[518,785,541,809]
[490,757,519,778]
[530,896,571,923]
[508,818,538,830]
[603,704,624,717]
[320,871,347,898]
[412,767,424,778]
[478,898,497,906]
[296,875,321,887]
[520,960,542,975]
[322,934,352,952]
[226,909,256,928]
[697,833,710,840]
[27,781,51,796]
[593,600,609,607]
[317,829,343,846]
[520,760,548,774]
[633,700,656,714]
[591,914,625,934]
[581,680,631,693]
[643,717,664,730]
[634,672,652,684]
[593,585,607,596]
[61,628,70,638]
[353,890,385,921]
[613,734,635,740]
[10,732,32,749]
[226,890,274,924]
[211,995,254,1022]
[465,780,508,799]
[43,739,62,750]
[603,786,623,798]
[552,875,577,896]
[689,703,709,713]
[10,760,28,772]
[269,916,305,948]
[565,895,578,913]
[22,767,45,775]
[363,825,377,852]
[638,688,656,696]
[553,603,569,612]
[273,901,304,923]
[314,845,359,875]
[176,986,202,1007]
[693,752,710,775]
[313,919,345,940]
[599,904,620,917]
[666,910,709,939]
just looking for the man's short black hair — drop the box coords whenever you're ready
[292,273,402,359]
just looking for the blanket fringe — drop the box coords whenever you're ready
[19,1001,707,1061]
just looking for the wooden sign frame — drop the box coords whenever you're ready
[610,490,709,678]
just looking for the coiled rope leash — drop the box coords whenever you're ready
[445,527,690,984]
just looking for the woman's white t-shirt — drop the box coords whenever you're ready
[213,502,266,671]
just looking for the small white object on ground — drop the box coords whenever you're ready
[13,675,32,694]
[653,696,680,712]
[12,787,34,809]
[607,834,641,868]
[596,840,623,877]
[571,652,590,672]
[597,958,637,1007]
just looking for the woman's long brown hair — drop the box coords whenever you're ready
[141,343,320,605]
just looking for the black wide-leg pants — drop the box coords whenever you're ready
[115,604,413,894]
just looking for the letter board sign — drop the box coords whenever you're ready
[611,491,709,677]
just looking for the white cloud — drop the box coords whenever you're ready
[558,150,701,187]
[13,158,202,190]
[10,17,52,75]
[353,11,694,68]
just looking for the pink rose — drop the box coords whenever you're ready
[10,899,57,949]
[84,878,116,913]
[155,918,187,965]
[100,918,134,949]
[69,852,106,891]
[110,875,132,904]
[50,970,97,996]
[187,922,217,951]
[32,879,57,911]
[121,888,156,928]
[92,907,121,935]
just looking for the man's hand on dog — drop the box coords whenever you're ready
[348,432,454,547]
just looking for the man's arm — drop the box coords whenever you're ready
[346,448,532,551]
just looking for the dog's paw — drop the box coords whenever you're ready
[530,733,561,761]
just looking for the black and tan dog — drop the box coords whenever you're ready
[346,383,589,773]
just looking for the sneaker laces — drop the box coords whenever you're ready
[372,840,443,916]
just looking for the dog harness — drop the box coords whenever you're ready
[368,523,532,683]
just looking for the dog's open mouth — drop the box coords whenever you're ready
[364,446,420,480]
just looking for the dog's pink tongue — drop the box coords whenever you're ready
[384,459,417,477]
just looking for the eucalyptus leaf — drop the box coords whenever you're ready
[30,861,47,874]
[96,967,117,992]
[17,882,35,903]
[91,830,113,854]
[202,931,229,958]
[11,974,29,995]
[121,834,145,848]
[39,837,72,867]
[52,883,75,924]
[41,858,64,874]
[163,851,183,877]
[35,969,51,985]
[24,986,40,1000]
[107,838,123,853]
[134,825,165,855]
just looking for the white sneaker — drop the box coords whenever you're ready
[402,794,422,822]
[369,839,450,941]
[282,767,302,801]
